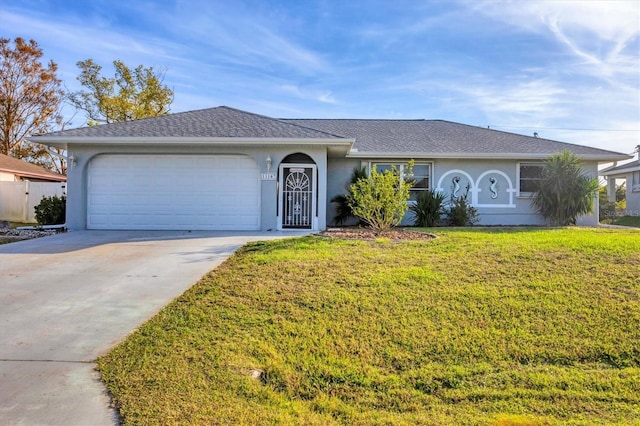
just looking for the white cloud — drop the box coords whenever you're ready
[472,80,567,119]
[472,0,640,80]
[1,9,185,93]
[280,85,337,104]
[169,1,329,75]
[472,0,638,41]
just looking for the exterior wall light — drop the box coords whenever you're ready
[266,155,272,172]
[68,155,77,167]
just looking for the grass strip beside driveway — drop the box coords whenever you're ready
[99,228,640,425]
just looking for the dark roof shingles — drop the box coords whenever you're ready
[34,106,627,158]
[601,159,640,174]
[39,106,344,139]
[282,119,625,157]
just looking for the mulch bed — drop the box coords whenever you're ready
[319,227,436,241]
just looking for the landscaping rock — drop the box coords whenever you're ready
[0,227,58,242]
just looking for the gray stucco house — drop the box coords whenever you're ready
[29,106,630,231]
[600,158,640,217]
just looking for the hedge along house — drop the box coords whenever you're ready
[29,106,630,231]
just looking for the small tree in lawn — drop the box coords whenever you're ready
[531,150,599,226]
[349,162,413,235]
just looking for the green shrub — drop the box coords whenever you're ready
[34,195,66,225]
[409,190,445,227]
[445,187,479,226]
[349,162,413,235]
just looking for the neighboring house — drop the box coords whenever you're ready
[0,153,66,182]
[28,106,630,231]
[600,159,640,217]
[0,154,67,222]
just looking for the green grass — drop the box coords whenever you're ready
[98,228,640,425]
[612,216,640,228]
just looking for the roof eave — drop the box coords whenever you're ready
[600,164,640,176]
[1,169,66,181]
[28,136,354,151]
[347,151,632,162]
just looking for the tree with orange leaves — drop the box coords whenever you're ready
[0,37,64,164]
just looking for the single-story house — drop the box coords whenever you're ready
[0,153,66,182]
[29,106,630,231]
[600,158,640,217]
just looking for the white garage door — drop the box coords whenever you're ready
[87,155,260,230]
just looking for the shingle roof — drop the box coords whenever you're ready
[0,154,66,181]
[32,106,629,160]
[38,106,343,139]
[282,118,626,158]
[600,159,640,175]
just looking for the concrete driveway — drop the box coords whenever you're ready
[0,230,303,425]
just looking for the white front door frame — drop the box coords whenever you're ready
[277,162,317,231]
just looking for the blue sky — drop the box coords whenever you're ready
[2,0,639,155]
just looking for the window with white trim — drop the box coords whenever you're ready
[369,162,432,201]
[518,162,543,196]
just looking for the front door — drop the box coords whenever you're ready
[279,164,316,229]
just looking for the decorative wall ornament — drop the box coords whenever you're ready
[452,176,461,197]
[436,169,517,208]
[489,177,498,199]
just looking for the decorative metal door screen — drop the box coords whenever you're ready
[281,165,315,229]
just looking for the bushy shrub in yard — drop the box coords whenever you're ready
[349,162,413,235]
[410,190,445,227]
[34,195,66,225]
[445,187,479,226]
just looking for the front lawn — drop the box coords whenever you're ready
[99,228,640,425]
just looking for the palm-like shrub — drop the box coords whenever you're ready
[330,166,367,225]
[532,150,599,226]
[410,190,445,227]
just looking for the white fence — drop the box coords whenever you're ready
[0,181,66,223]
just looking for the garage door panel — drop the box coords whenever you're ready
[88,155,260,230]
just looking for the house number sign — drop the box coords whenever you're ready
[261,173,276,180]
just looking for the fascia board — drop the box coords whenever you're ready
[27,137,355,153]
[600,164,640,176]
[346,151,632,162]
[2,169,66,181]
[28,136,353,145]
